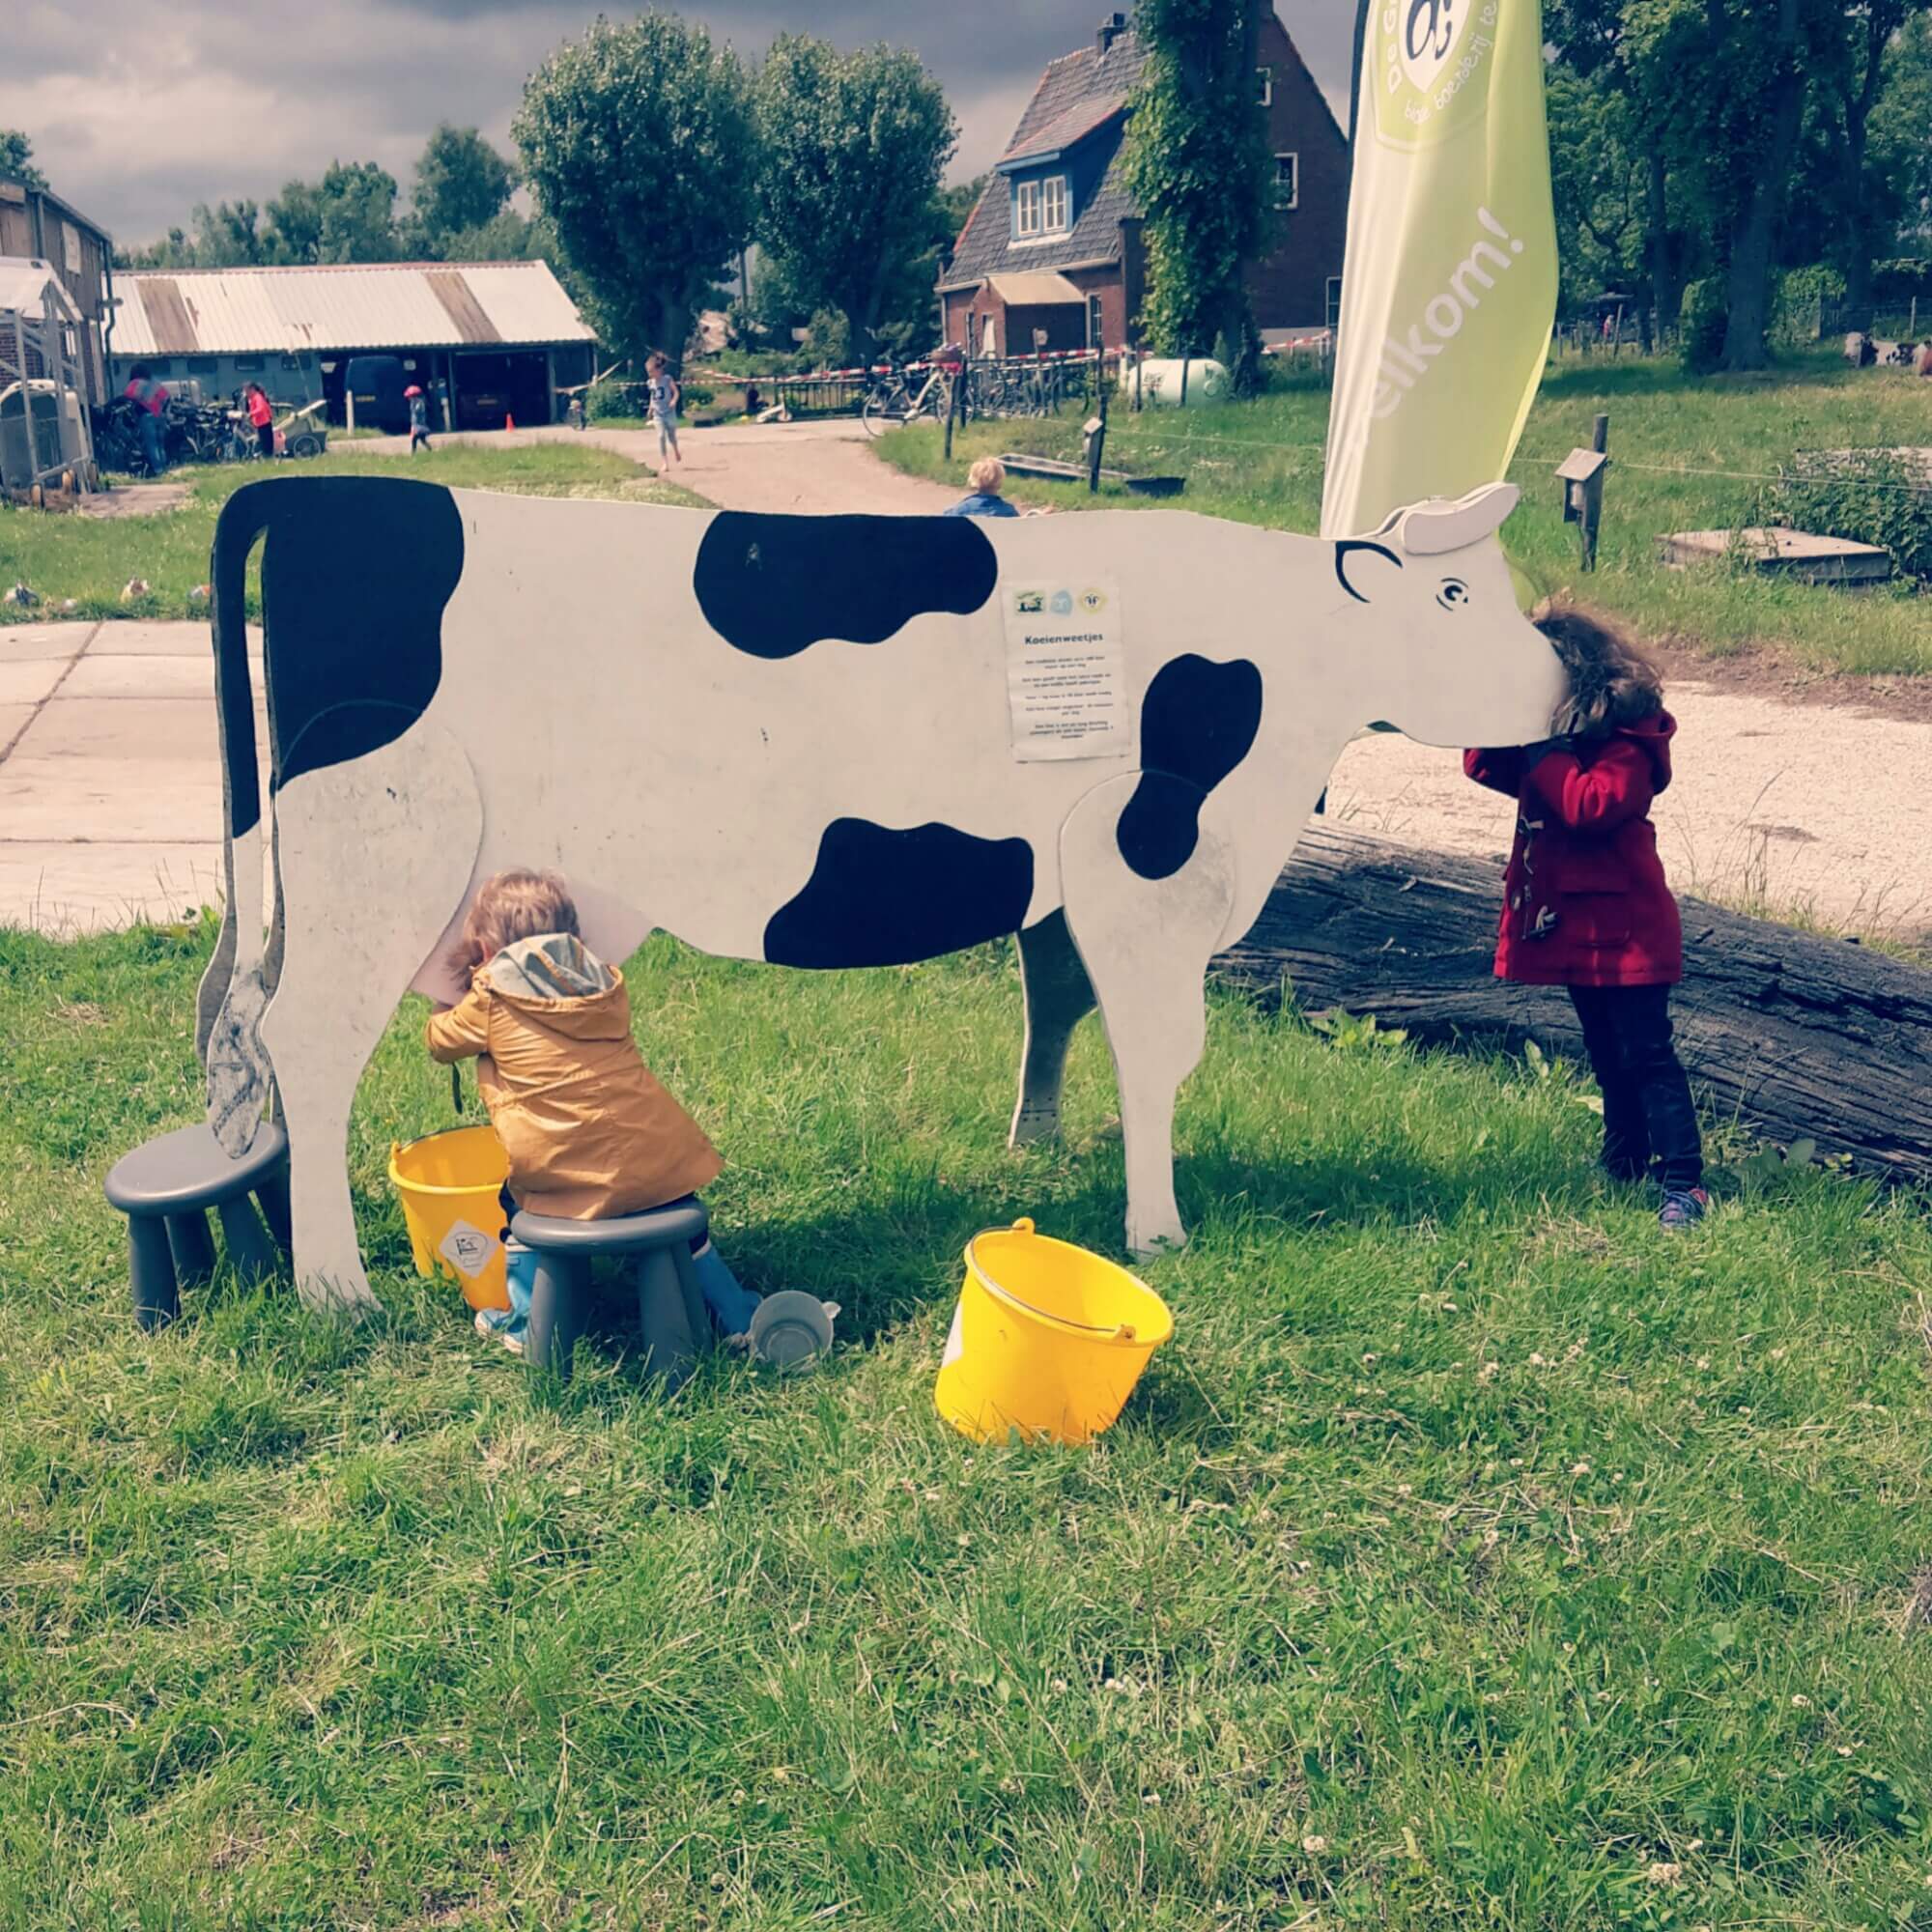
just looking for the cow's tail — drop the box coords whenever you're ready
[197,481,281,1151]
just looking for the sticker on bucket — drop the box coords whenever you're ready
[439,1218,500,1280]
[941,1301,965,1370]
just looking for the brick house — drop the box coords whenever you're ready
[938,8,1347,359]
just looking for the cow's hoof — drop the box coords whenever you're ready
[297,1268,383,1324]
[1127,1217,1187,1259]
[1008,1105,1062,1149]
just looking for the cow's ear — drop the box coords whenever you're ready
[1397,482,1521,556]
[1334,538,1402,604]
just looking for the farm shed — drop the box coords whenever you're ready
[0,257,96,495]
[108,261,596,428]
[0,179,114,409]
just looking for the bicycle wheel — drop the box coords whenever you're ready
[861,391,905,438]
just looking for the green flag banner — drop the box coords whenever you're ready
[1321,0,1558,540]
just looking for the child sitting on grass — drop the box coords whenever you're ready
[426,869,760,1351]
[1465,608,1708,1229]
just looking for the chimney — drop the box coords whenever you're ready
[1096,11,1127,54]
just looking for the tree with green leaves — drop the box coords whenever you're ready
[515,12,756,365]
[0,129,46,191]
[265,161,401,264]
[412,125,517,249]
[753,37,956,363]
[1119,0,1270,384]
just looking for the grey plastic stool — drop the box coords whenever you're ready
[103,1121,290,1330]
[508,1196,712,1385]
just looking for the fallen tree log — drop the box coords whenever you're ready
[1211,824,1932,1184]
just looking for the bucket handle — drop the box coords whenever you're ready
[967,1219,1139,1344]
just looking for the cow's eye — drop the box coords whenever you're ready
[1436,579,1469,610]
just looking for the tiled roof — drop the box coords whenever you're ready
[110,261,593,356]
[941,34,1149,291]
[998,92,1129,169]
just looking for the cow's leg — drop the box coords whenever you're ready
[1058,775,1236,1257]
[260,721,482,1318]
[1009,910,1095,1148]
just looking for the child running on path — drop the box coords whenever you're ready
[646,353,681,468]
[426,869,760,1351]
[1465,608,1708,1228]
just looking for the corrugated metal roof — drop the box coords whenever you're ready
[111,261,592,355]
[0,256,81,321]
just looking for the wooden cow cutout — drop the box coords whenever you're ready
[196,477,1564,1316]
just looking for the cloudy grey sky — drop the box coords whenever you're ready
[11,1,1352,247]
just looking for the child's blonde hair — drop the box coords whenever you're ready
[450,869,580,977]
[1536,604,1663,738]
[967,456,1006,496]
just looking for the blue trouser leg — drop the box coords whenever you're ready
[689,1240,759,1335]
[478,1237,537,1338]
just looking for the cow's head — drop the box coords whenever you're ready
[1331,482,1566,749]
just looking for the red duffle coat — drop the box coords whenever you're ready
[1463,712,1683,987]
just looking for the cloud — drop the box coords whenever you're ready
[9,0,1353,245]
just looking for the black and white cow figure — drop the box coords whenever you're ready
[197,475,1565,1316]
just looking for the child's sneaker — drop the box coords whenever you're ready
[473,1307,526,1354]
[1658,1187,1709,1231]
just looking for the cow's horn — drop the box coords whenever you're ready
[1397,483,1520,556]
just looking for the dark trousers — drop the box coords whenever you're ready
[257,423,275,457]
[1568,983,1703,1190]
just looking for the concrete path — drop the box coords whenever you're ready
[356,415,963,516]
[5,419,1930,941]
[0,620,270,934]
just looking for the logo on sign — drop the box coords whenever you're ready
[1014,589,1044,614]
[439,1218,499,1280]
[1374,0,1499,148]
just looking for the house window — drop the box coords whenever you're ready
[1256,67,1273,106]
[1273,153,1299,211]
[147,358,174,377]
[1087,294,1105,350]
[980,311,998,356]
[1013,173,1071,240]
[1325,275,1343,330]
[185,355,218,375]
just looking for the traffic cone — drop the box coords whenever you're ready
[504,412,514,432]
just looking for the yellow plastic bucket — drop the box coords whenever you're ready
[934,1218,1174,1445]
[387,1124,511,1313]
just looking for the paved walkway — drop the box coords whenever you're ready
[4,420,1931,940]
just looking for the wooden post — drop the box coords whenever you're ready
[943,373,955,463]
[1179,354,1190,408]
[1085,407,1106,494]
[1584,412,1608,571]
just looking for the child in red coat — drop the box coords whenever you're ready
[1465,608,1707,1227]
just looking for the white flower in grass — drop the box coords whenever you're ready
[1790,1694,1811,1708]
[1644,1861,1683,1886]
[1570,1461,1591,1475]
[1529,1352,1548,1367]
[1301,1834,1328,1854]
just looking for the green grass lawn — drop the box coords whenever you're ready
[4,923,1932,1928]
[0,446,706,625]
[879,350,1932,678]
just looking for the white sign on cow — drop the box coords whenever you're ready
[195,477,1563,1317]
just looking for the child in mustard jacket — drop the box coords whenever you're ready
[426,868,760,1352]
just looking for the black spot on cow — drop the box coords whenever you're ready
[1117,654,1264,880]
[764,819,1035,969]
[695,513,998,660]
[211,476,465,836]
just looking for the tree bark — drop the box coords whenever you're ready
[1210,826,1932,1182]
[1720,0,1807,372]
[1646,148,1674,338]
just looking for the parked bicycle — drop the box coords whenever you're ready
[859,359,950,438]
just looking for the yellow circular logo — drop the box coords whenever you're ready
[1373,0,1501,149]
